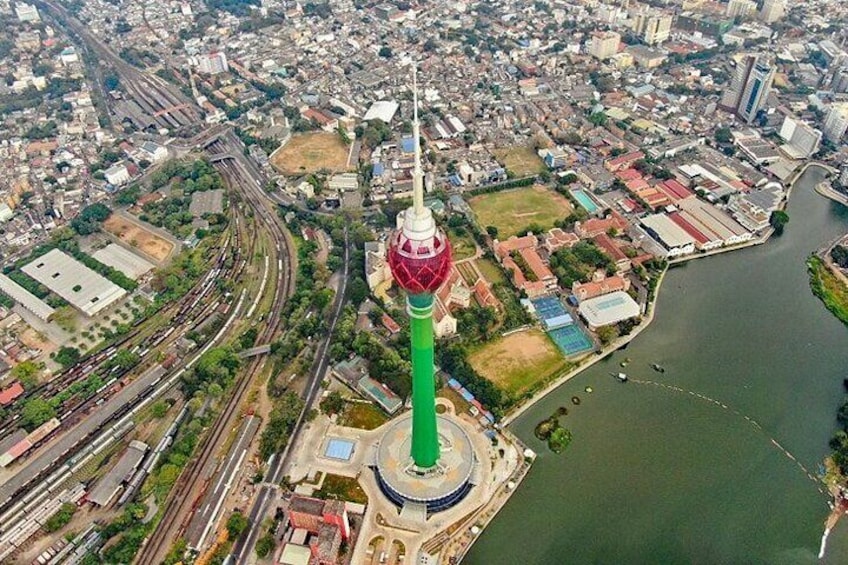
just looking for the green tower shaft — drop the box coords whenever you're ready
[408,293,439,469]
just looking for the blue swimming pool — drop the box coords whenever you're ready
[325,438,355,461]
[572,189,599,214]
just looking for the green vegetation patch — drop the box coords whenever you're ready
[468,185,573,238]
[467,329,569,399]
[808,255,848,325]
[43,503,76,532]
[448,228,477,261]
[535,408,573,454]
[338,402,388,430]
[314,473,368,505]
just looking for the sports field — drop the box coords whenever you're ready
[468,185,573,238]
[494,146,546,177]
[103,215,175,263]
[468,329,568,398]
[270,132,351,175]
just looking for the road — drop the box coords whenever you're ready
[233,228,350,563]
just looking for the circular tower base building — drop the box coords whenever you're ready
[374,414,477,517]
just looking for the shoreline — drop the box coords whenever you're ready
[501,161,832,427]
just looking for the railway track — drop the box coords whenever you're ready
[134,138,296,565]
[0,237,233,442]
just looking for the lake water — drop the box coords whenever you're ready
[466,167,848,564]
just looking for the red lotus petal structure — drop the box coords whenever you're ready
[387,229,452,294]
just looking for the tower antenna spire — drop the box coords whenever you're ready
[412,64,424,217]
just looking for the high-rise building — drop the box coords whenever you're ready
[759,0,785,24]
[726,0,757,19]
[632,12,672,46]
[720,54,775,124]
[376,67,477,517]
[778,116,823,158]
[197,52,228,75]
[833,67,848,94]
[589,31,621,60]
[823,104,848,143]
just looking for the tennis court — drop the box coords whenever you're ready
[549,324,594,356]
[324,438,356,461]
[532,297,573,330]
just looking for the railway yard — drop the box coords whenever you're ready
[0,123,313,563]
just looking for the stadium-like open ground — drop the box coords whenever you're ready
[270,132,352,175]
[468,328,569,398]
[493,146,546,177]
[103,215,175,264]
[468,185,573,238]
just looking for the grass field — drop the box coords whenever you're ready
[475,258,506,285]
[103,215,175,263]
[468,329,568,398]
[468,185,573,238]
[270,132,351,175]
[338,402,388,430]
[315,473,369,505]
[448,228,477,261]
[494,146,546,177]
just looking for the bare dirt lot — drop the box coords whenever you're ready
[270,132,352,175]
[468,329,567,398]
[103,215,176,264]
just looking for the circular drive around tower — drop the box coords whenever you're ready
[375,413,476,513]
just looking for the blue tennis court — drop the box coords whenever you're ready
[549,324,594,356]
[572,189,599,214]
[532,297,574,330]
[324,438,355,461]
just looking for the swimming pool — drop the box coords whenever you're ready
[324,438,355,461]
[572,189,599,214]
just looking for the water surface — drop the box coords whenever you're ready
[466,167,848,564]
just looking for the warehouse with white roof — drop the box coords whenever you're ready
[92,244,154,280]
[578,291,641,330]
[22,249,126,317]
[0,273,55,321]
[640,214,696,257]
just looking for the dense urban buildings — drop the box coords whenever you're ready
[0,0,848,563]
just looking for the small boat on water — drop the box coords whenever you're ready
[651,363,665,373]
[611,372,628,382]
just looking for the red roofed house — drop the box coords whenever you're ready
[543,228,579,253]
[0,382,24,406]
[381,313,401,335]
[574,212,628,238]
[572,273,630,302]
[656,179,694,202]
[604,151,645,172]
[593,233,632,272]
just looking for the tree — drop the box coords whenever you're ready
[714,127,733,144]
[21,398,56,430]
[486,225,499,238]
[226,511,249,539]
[831,245,848,269]
[769,210,789,235]
[596,325,619,345]
[320,391,345,415]
[11,360,43,388]
[378,46,392,58]
[71,203,112,235]
[348,277,368,306]
[589,112,608,127]
[256,534,276,557]
[54,346,81,368]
